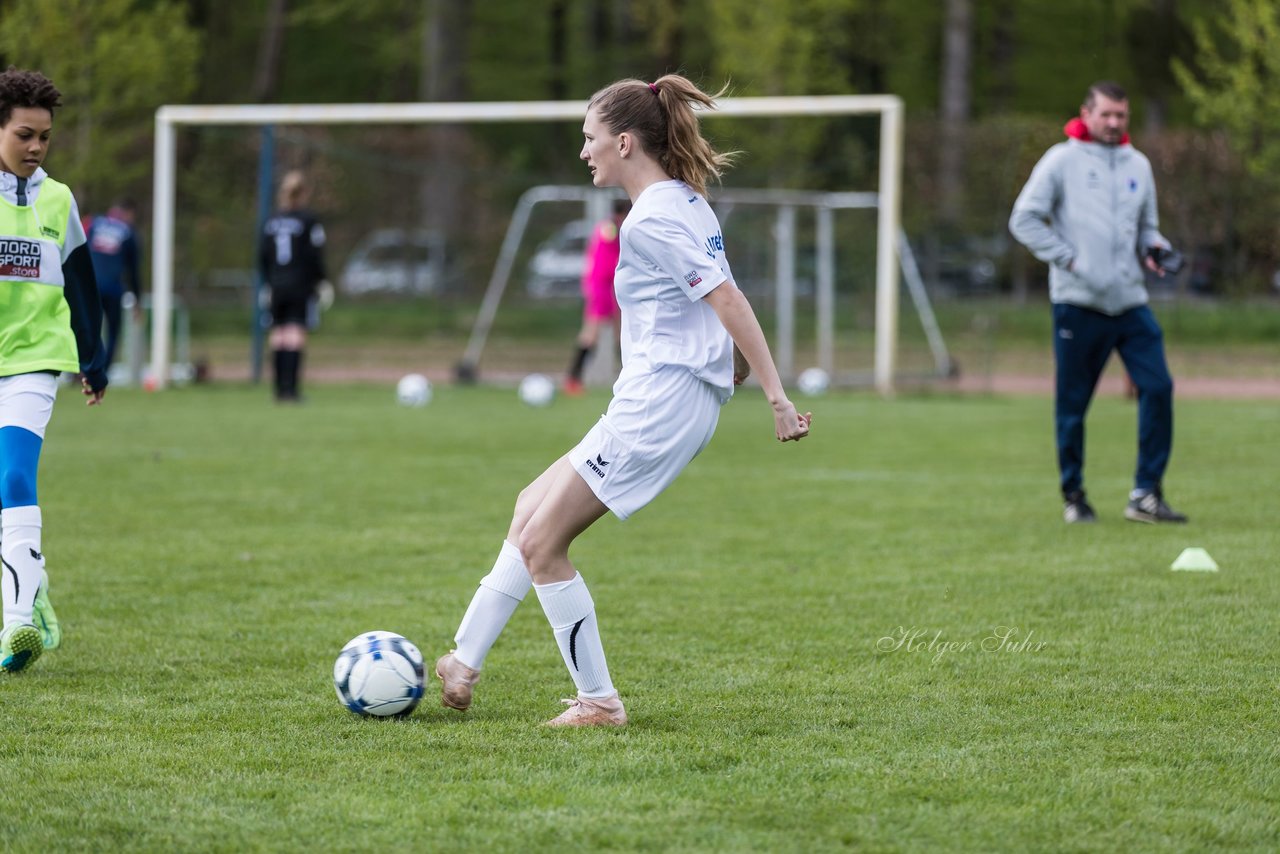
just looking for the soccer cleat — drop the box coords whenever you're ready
[435,650,481,711]
[545,693,628,727]
[562,377,586,397]
[1063,490,1097,524]
[33,569,61,650]
[1125,490,1188,524]
[0,623,43,673]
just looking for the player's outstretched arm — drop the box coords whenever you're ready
[704,281,811,442]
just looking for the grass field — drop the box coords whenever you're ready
[2,382,1277,851]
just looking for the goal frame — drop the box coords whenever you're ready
[150,95,903,391]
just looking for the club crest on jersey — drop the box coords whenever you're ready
[684,271,703,287]
[0,238,42,279]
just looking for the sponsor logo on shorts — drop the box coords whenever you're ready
[0,238,42,279]
[683,271,702,288]
[585,453,610,478]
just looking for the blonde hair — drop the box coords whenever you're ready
[588,74,737,197]
[277,170,309,209]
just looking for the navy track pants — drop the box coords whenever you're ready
[1052,303,1174,496]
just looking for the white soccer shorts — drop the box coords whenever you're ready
[570,366,722,520]
[0,373,58,439]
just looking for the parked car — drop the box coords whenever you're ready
[914,231,1005,296]
[525,219,591,299]
[340,229,448,296]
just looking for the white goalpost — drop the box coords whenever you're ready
[150,95,904,391]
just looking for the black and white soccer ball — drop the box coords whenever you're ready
[333,631,426,717]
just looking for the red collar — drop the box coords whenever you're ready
[1064,117,1129,145]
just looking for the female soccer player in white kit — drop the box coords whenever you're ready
[435,74,812,726]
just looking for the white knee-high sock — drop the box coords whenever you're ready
[1,506,43,628]
[535,572,615,699]
[452,540,532,670]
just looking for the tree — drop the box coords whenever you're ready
[1174,0,1280,178]
[251,0,289,103]
[1173,0,1280,271]
[937,0,973,224]
[0,0,201,206]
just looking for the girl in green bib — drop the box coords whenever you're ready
[0,66,108,673]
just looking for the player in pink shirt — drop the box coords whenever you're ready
[563,200,628,395]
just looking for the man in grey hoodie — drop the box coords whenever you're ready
[1009,81,1187,525]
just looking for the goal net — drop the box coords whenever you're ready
[150,95,923,392]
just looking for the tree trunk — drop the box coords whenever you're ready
[251,0,288,103]
[549,0,568,101]
[420,0,471,246]
[937,0,972,226]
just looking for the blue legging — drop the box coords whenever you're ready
[0,426,43,508]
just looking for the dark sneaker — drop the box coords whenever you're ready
[1125,490,1188,524]
[1063,490,1097,524]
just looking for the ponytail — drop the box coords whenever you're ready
[588,74,737,197]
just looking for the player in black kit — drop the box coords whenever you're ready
[258,170,327,402]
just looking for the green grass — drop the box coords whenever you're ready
[2,384,1277,851]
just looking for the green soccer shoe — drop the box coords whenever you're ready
[0,623,43,673]
[33,569,61,650]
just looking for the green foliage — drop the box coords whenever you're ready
[1174,0,1280,175]
[2,386,1276,849]
[0,0,201,205]
[1173,0,1280,265]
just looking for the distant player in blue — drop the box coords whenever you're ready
[87,198,141,370]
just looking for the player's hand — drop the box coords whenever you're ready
[1142,254,1164,277]
[773,399,811,442]
[317,280,335,311]
[81,376,106,406]
[733,345,751,386]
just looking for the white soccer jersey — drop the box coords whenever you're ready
[613,180,735,401]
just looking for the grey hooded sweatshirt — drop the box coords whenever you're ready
[1009,124,1167,316]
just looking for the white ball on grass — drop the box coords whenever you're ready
[797,367,831,396]
[519,373,556,407]
[396,373,432,407]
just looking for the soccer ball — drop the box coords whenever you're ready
[333,631,426,717]
[797,367,830,396]
[396,373,432,407]
[518,373,556,407]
